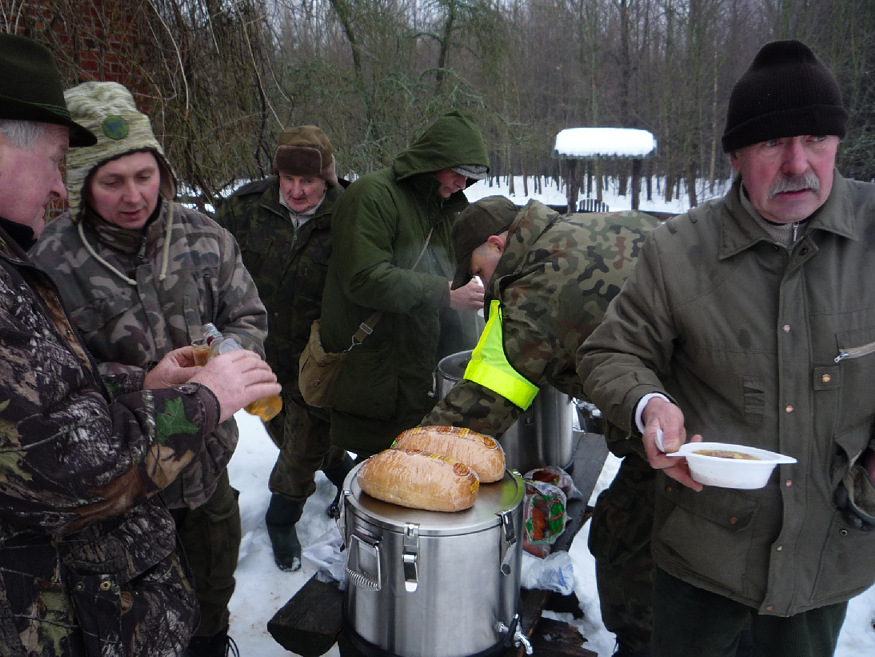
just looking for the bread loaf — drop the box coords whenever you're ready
[393,425,506,482]
[357,447,480,512]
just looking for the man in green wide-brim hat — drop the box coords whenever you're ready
[0,32,280,656]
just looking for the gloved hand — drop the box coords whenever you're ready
[834,463,875,531]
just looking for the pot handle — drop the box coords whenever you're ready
[498,509,518,575]
[346,530,382,591]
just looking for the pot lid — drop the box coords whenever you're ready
[343,465,524,536]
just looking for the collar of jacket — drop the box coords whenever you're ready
[77,198,174,284]
[718,170,856,259]
[0,214,36,252]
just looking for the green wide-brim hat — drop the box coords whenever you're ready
[0,33,96,147]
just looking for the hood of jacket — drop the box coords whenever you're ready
[392,110,489,185]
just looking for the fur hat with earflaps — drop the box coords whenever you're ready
[63,81,177,220]
[0,33,96,147]
[273,125,338,187]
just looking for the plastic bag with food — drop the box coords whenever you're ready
[524,465,582,501]
[522,479,567,557]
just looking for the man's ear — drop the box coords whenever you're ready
[728,150,742,172]
[486,233,505,253]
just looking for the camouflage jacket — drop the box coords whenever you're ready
[422,200,660,441]
[214,176,339,398]
[0,220,223,655]
[30,199,267,509]
[321,111,488,454]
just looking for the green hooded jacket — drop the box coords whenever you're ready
[320,110,489,455]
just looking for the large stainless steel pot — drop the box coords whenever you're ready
[341,465,530,657]
[436,350,574,474]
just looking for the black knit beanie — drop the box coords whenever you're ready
[721,40,847,153]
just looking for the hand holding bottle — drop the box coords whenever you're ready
[190,349,281,423]
[197,323,284,422]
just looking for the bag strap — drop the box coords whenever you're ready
[350,227,434,347]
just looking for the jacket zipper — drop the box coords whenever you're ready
[834,340,875,363]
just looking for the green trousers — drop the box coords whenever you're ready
[265,393,349,500]
[170,469,241,637]
[588,453,657,651]
[652,568,847,657]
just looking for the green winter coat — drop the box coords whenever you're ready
[422,199,660,442]
[320,110,489,455]
[580,173,875,616]
[215,176,341,399]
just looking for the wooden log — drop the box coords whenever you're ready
[267,577,344,656]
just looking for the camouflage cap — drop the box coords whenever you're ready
[451,195,518,289]
[63,81,177,219]
[273,125,338,186]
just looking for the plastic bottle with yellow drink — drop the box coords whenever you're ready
[198,323,283,422]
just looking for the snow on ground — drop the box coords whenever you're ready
[227,412,875,656]
[225,178,875,655]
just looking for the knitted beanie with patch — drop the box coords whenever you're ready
[64,81,176,219]
[273,125,338,187]
[721,40,847,153]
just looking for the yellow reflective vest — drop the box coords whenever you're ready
[463,299,539,409]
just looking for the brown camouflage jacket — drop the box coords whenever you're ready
[30,200,266,510]
[0,220,223,655]
[422,199,660,441]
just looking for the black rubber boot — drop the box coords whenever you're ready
[323,453,355,519]
[183,626,239,657]
[265,494,304,572]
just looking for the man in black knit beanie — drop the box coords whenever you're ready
[579,39,875,657]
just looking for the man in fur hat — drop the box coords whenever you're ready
[215,126,353,573]
[0,34,278,656]
[30,80,269,657]
[580,40,875,657]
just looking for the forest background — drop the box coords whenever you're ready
[4,0,874,214]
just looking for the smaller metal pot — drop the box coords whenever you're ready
[436,350,575,473]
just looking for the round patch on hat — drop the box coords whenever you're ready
[102,115,129,140]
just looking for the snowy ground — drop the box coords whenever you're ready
[225,178,875,655]
[227,412,875,656]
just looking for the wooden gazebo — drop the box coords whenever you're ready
[553,127,656,212]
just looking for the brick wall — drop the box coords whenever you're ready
[14,1,146,91]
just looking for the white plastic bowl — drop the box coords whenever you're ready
[668,441,797,489]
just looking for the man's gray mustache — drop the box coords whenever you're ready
[769,172,820,198]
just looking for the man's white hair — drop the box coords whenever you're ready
[0,119,47,150]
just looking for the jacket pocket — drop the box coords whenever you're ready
[656,484,759,592]
[69,572,125,656]
[811,512,875,602]
[832,328,875,435]
[69,291,135,334]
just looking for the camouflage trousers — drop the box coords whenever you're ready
[265,392,349,501]
[588,453,657,651]
[170,469,241,638]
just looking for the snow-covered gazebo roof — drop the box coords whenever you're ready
[553,127,656,159]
